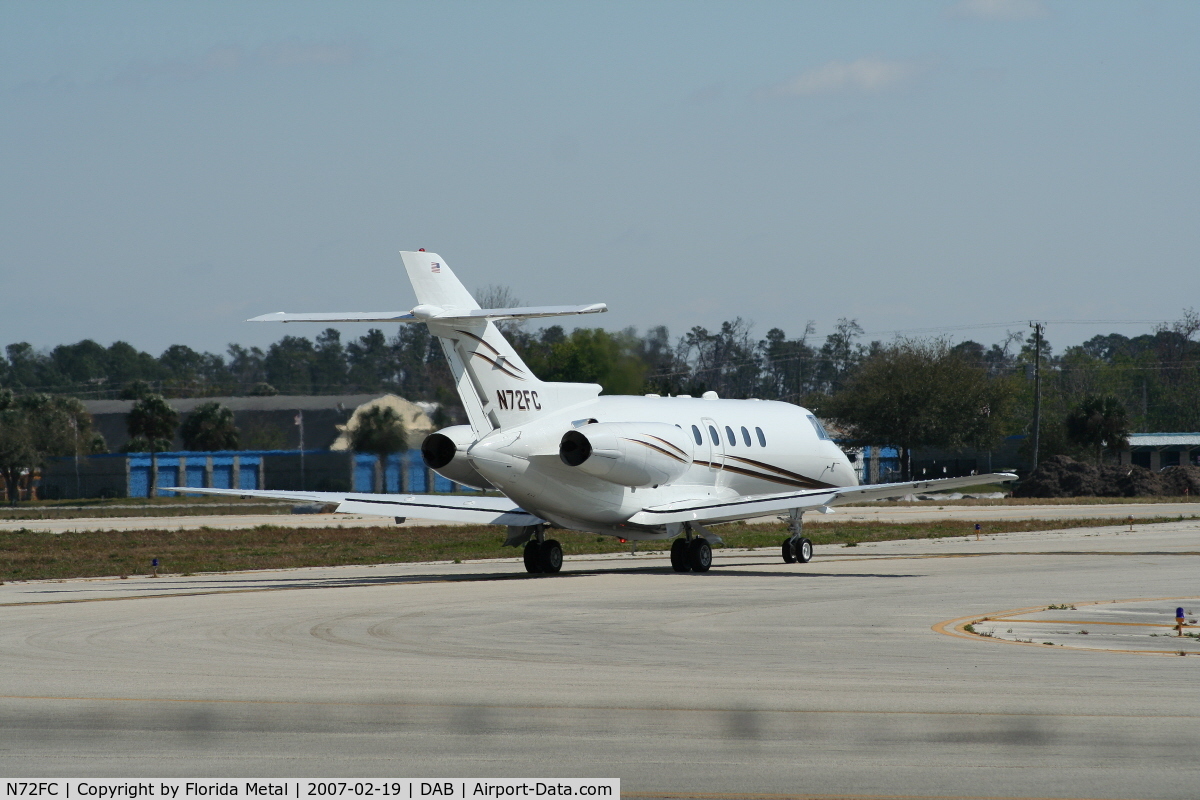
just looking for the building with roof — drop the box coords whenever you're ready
[1120,433,1200,470]
[84,393,433,453]
[18,393,450,500]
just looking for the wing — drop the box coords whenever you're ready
[822,473,1017,505]
[165,487,544,526]
[627,473,1017,526]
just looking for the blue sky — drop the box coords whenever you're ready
[2,0,1197,357]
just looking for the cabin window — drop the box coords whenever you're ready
[708,425,719,445]
[807,414,831,440]
[756,426,766,447]
[725,426,736,446]
[691,425,702,445]
[741,426,751,447]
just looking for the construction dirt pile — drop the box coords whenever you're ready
[1015,455,1200,498]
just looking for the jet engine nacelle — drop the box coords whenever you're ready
[420,425,495,490]
[559,422,694,488]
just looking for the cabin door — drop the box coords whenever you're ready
[700,417,724,471]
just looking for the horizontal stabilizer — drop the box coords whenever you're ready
[455,303,607,320]
[248,304,606,324]
[165,487,544,527]
[249,311,416,323]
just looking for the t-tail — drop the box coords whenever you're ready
[249,250,608,435]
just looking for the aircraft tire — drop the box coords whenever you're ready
[523,541,542,573]
[688,538,712,573]
[670,538,690,572]
[796,537,813,563]
[541,539,564,574]
[781,538,797,564]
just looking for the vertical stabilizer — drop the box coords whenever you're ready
[400,250,481,313]
[400,251,600,436]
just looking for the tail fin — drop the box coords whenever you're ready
[399,251,601,435]
[400,250,481,314]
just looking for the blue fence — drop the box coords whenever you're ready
[116,450,477,498]
[351,452,474,494]
[43,448,483,500]
[127,452,262,497]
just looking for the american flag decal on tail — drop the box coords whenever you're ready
[431,262,441,273]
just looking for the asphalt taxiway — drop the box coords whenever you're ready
[2,520,1199,799]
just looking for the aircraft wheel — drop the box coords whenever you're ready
[796,537,813,563]
[781,538,797,564]
[541,539,564,574]
[523,540,542,573]
[670,538,690,572]
[688,538,712,573]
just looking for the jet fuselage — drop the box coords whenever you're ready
[464,394,857,538]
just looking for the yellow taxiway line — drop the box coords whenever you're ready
[933,596,1200,656]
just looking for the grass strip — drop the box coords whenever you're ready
[0,516,1189,582]
[0,496,297,520]
[0,505,301,520]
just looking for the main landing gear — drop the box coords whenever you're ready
[781,508,813,564]
[670,524,712,573]
[522,525,563,574]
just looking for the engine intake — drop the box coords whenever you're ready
[558,422,694,488]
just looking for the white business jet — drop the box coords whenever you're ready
[180,251,1015,574]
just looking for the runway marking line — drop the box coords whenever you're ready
[933,596,1200,656]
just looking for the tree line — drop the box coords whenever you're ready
[2,307,1197,488]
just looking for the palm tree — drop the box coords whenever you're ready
[1065,395,1130,465]
[125,393,179,497]
[349,405,408,493]
[180,402,240,451]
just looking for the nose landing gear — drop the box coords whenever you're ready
[782,536,813,563]
[782,509,813,564]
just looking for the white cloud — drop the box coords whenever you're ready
[946,0,1049,21]
[770,58,926,97]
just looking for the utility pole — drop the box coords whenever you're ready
[71,417,81,499]
[295,410,305,491]
[1029,321,1043,472]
